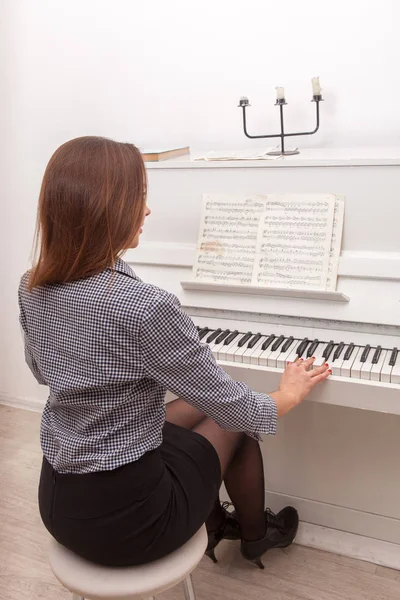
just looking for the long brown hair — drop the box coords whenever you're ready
[28,136,147,289]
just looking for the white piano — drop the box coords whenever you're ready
[126,148,400,568]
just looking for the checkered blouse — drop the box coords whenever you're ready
[18,258,277,474]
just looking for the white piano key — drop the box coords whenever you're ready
[276,340,298,369]
[381,350,394,383]
[331,344,349,376]
[250,336,271,366]
[241,336,263,364]
[313,343,329,368]
[232,333,255,363]
[285,342,302,366]
[391,360,400,384]
[210,341,223,356]
[340,345,359,377]
[211,332,232,358]
[218,335,241,362]
[331,359,342,377]
[350,347,365,379]
[370,349,388,382]
[360,346,375,380]
[231,345,247,363]
[258,345,276,367]
[226,340,245,362]
[267,339,287,367]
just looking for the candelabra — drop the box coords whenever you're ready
[238,79,324,156]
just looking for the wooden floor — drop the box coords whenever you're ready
[1,404,400,600]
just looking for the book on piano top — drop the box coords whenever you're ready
[140,146,190,162]
[192,193,345,292]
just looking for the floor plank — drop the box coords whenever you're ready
[282,543,377,574]
[1,404,400,600]
[376,565,400,582]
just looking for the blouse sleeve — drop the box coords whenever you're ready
[18,284,47,386]
[140,290,277,438]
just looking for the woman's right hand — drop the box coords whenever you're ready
[270,357,331,418]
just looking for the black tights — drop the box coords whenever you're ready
[165,398,266,541]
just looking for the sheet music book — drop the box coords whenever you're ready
[192,193,344,291]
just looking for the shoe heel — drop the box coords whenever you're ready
[252,557,264,569]
[205,548,218,563]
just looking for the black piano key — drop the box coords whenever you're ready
[238,332,253,348]
[215,329,230,344]
[206,328,222,343]
[296,338,309,357]
[281,336,294,352]
[271,335,285,352]
[198,327,211,340]
[360,344,371,363]
[247,333,262,349]
[333,342,345,361]
[372,346,382,364]
[307,339,319,358]
[261,334,276,351]
[344,343,355,361]
[389,347,399,367]
[224,330,239,345]
[322,340,335,361]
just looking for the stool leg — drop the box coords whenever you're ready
[183,574,196,600]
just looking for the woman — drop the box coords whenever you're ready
[18,137,330,569]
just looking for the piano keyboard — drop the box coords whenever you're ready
[196,326,400,384]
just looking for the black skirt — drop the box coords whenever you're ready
[39,422,221,566]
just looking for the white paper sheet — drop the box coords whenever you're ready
[192,193,342,291]
[253,194,335,289]
[192,194,265,284]
[193,149,281,161]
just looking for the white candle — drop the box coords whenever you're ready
[275,86,285,100]
[311,76,321,96]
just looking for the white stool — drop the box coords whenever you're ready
[49,525,207,600]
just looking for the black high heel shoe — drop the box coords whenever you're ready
[241,506,299,569]
[205,502,241,563]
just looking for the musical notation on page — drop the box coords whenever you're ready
[193,194,264,285]
[192,193,344,291]
[253,194,335,289]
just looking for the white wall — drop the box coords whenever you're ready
[2,0,400,402]
[7,0,400,153]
